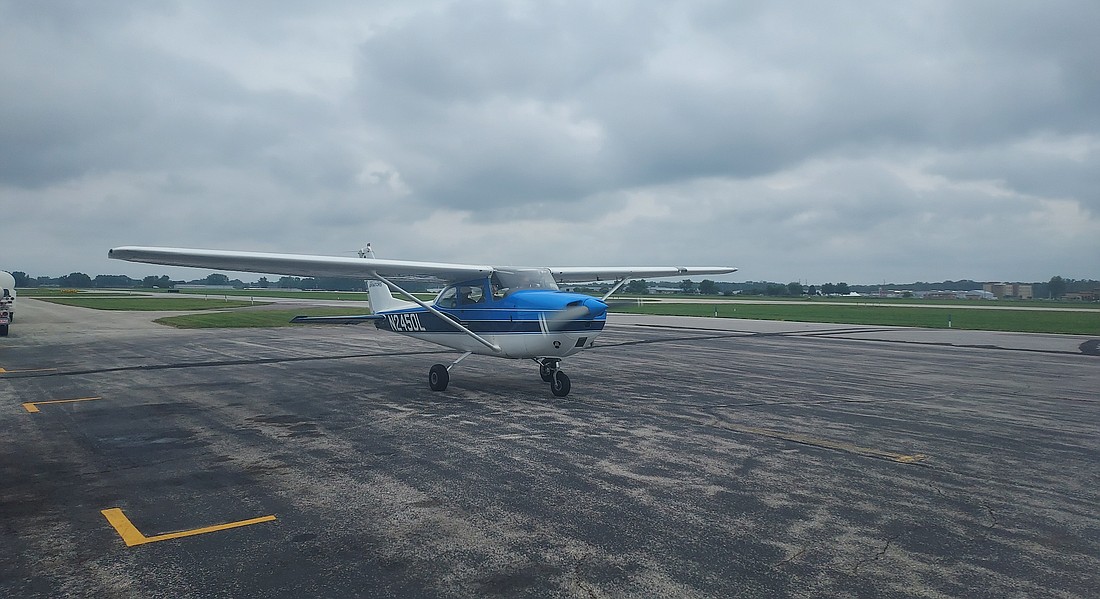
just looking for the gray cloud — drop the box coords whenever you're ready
[1,0,1097,282]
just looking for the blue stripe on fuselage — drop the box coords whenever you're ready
[374,290,607,334]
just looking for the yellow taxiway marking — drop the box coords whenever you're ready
[101,508,276,547]
[22,397,102,413]
[0,367,58,375]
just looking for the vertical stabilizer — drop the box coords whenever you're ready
[359,244,417,314]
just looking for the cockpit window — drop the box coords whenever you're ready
[459,285,484,305]
[436,282,487,308]
[493,268,559,295]
[437,286,458,308]
[436,271,557,307]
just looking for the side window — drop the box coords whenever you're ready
[459,285,484,305]
[437,287,457,309]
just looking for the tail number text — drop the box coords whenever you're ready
[387,313,427,332]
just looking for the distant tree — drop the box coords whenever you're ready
[12,271,32,287]
[765,283,786,296]
[93,275,135,288]
[257,277,270,288]
[624,279,649,294]
[807,285,818,296]
[902,291,913,298]
[837,282,850,295]
[679,279,697,294]
[58,272,93,288]
[787,282,803,296]
[698,279,718,295]
[821,282,837,295]
[278,276,303,289]
[1048,276,1067,299]
[204,273,230,286]
[142,275,173,288]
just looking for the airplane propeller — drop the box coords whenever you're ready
[543,297,609,332]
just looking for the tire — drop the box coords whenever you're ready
[539,363,553,382]
[0,324,7,337]
[428,364,449,391]
[551,371,571,397]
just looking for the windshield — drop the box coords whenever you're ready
[492,268,559,297]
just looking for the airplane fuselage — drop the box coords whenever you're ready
[375,289,607,359]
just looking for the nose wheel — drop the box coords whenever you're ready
[536,358,571,397]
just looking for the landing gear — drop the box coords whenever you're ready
[428,352,471,392]
[539,362,554,382]
[536,358,571,397]
[428,364,449,391]
[551,371,571,397]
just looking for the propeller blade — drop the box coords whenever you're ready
[543,297,607,332]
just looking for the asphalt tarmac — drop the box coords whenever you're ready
[2,299,1097,598]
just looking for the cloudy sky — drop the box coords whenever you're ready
[2,1,1098,284]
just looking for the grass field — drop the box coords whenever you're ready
[28,291,1100,335]
[611,302,1100,335]
[155,307,373,328]
[174,289,375,301]
[37,297,264,311]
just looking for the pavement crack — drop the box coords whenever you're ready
[773,545,809,568]
[0,350,449,379]
[981,503,999,529]
[851,532,902,575]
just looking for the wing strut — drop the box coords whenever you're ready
[601,278,630,302]
[370,272,502,355]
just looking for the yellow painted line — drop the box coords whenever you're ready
[101,508,276,547]
[0,367,57,375]
[22,397,102,413]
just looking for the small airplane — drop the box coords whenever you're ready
[109,245,736,396]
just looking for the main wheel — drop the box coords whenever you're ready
[539,362,553,382]
[550,371,571,397]
[0,324,8,337]
[428,364,449,391]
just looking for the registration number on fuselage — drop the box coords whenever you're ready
[386,312,427,332]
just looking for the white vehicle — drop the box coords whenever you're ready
[0,270,15,337]
[110,245,737,396]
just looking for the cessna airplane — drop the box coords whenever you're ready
[109,245,736,396]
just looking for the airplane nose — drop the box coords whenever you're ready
[584,297,608,318]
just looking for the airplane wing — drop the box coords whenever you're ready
[109,247,737,283]
[547,267,738,283]
[108,246,493,280]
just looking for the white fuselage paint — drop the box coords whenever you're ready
[399,331,598,359]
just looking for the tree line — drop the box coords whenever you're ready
[8,271,374,292]
[9,270,1096,299]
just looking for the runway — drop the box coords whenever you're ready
[2,299,1098,598]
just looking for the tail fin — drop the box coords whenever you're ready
[360,243,418,314]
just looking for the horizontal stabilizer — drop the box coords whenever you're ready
[290,314,385,325]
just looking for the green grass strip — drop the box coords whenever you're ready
[611,303,1100,335]
[38,297,263,311]
[155,307,374,329]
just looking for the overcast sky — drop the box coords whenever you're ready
[2,1,1098,284]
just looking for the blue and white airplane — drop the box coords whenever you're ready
[109,245,737,396]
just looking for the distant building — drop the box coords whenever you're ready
[1064,290,1099,302]
[983,283,1033,299]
